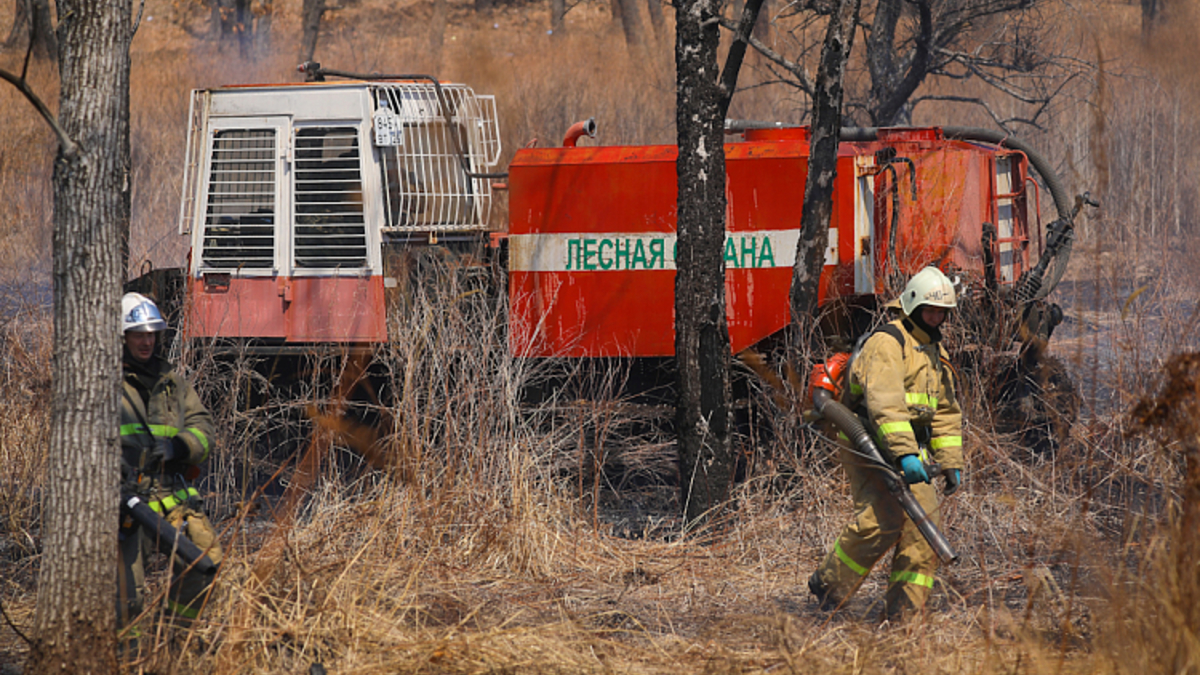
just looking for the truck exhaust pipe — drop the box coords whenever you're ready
[563,118,597,147]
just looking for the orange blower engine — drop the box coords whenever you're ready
[806,352,851,408]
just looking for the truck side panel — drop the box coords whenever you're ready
[508,141,847,358]
[187,276,386,342]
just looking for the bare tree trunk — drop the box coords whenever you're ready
[1141,0,1162,38]
[3,0,29,49]
[751,0,768,41]
[209,0,221,38]
[646,0,663,39]
[789,0,861,324]
[865,0,930,126]
[235,0,252,57]
[30,0,55,59]
[429,0,448,70]
[551,0,567,37]
[616,0,646,49]
[718,0,765,120]
[299,0,325,64]
[675,0,733,528]
[26,0,129,668]
[5,0,57,59]
[212,0,262,51]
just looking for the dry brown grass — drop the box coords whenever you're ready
[3,0,1200,672]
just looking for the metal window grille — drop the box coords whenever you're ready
[178,90,208,236]
[293,127,368,269]
[372,83,502,233]
[201,129,276,269]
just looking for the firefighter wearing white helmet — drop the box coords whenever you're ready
[808,267,964,622]
[119,292,222,633]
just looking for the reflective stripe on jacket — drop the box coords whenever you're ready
[846,318,963,470]
[121,361,215,468]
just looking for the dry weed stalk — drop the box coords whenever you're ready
[3,1,1200,671]
[0,302,51,562]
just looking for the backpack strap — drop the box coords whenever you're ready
[876,323,906,351]
[841,322,908,406]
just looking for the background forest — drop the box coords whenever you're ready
[2,0,1200,672]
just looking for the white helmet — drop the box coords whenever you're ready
[121,292,167,333]
[897,267,957,317]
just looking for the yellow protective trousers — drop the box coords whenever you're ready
[812,443,941,620]
[117,492,223,627]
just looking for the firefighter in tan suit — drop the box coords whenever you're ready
[119,293,222,629]
[808,267,964,621]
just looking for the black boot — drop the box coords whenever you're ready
[808,573,842,612]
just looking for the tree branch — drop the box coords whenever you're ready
[938,47,1054,105]
[718,0,766,119]
[718,15,815,93]
[0,596,31,646]
[132,0,147,38]
[912,94,1043,132]
[0,69,81,159]
[20,0,35,80]
[868,0,933,124]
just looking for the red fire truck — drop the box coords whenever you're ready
[131,65,1079,444]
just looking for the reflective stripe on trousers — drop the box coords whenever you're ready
[148,487,200,513]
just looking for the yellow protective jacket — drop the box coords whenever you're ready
[845,318,963,470]
[121,355,215,472]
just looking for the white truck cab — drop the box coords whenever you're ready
[175,78,502,348]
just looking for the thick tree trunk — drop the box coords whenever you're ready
[751,0,768,41]
[429,0,448,69]
[551,0,566,36]
[299,0,325,64]
[789,0,861,324]
[2,0,29,49]
[866,0,931,126]
[1141,0,1162,38]
[718,0,765,120]
[675,0,733,528]
[646,0,663,38]
[4,0,57,59]
[25,0,129,670]
[235,0,253,57]
[30,0,55,60]
[212,0,262,52]
[616,0,646,51]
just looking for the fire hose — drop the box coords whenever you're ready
[810,387,959,565]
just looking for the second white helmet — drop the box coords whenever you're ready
[897,266,957,317]
[121,292,167,333]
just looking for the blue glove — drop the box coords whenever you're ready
[943,469,962,496]
[899,455,930,484]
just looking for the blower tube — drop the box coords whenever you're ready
[811,387,959,565]
[122,494,218,575]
